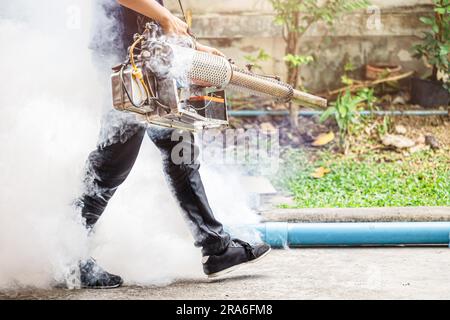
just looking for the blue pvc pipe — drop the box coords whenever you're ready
[228,109,448,117]
[255,222,450,248]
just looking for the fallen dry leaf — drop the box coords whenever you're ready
[394,125,407,135]
[311,167,331,179]
[312,132,335,147]
[382,134,415,149]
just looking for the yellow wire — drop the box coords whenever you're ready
[129,36,152,102]
[129,36,143,70]
[129,34,171,111]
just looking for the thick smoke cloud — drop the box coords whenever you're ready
[0,0,259,289]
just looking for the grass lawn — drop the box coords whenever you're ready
[277,149,450,208]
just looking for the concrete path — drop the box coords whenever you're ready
[2,248,450,300]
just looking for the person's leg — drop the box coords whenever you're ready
[147,126,271,278]
[77,118,147,228]
[147,126,231,256]
[75,114,146,288]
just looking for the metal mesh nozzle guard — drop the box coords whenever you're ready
[188,51,233,87]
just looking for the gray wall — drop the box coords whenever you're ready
[167,0,434,91]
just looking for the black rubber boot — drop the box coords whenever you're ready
[202,239,271,278]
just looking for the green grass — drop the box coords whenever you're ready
[277,149,450,208]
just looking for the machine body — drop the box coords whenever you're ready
[111,23,327,131]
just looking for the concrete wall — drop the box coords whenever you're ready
[166,0,434,92]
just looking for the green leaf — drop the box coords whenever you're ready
[320,107,336,123]
[344,61,355,72]
[284,54,314,67]
[419,17,434,25]
[432,24,439,33]
[338,103,347,117]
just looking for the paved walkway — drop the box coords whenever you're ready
[2,248,449,300]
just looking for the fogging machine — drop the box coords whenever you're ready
[111,23,327,131]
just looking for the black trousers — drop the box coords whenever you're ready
[77,114,230,256]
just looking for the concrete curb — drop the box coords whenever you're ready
[260,206,450,223]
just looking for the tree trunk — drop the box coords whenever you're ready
[285,12,300,89]
[432,3,443,82]
[286,12,300,128]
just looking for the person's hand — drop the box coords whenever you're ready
[195,43,226,57]
[160,14,189,36]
